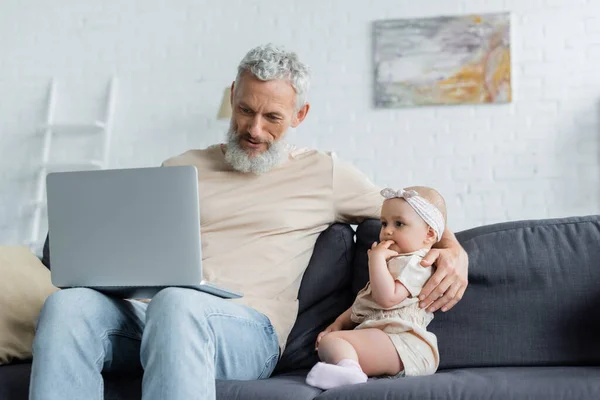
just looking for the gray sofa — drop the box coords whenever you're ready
[1,216,600,399]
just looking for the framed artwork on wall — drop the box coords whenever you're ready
[373,12,512,108]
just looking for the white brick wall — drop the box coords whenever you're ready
[1,0,599,248]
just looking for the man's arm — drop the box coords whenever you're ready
[418,227,469,312]
[331,155,382,224]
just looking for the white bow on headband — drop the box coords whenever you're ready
[380,188,445,242]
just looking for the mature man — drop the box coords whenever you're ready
[29,44,468,400]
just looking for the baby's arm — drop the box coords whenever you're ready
[315,307,358,350]
[335,306,359,329]
[369,249,410,308]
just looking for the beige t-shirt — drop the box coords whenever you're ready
[162,145,382,350]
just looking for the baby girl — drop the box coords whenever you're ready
[306,186,447,389]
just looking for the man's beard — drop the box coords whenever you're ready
[224,127,287,175]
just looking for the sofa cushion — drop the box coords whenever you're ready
[274,223,355,374]
[104,370,322,400]
[216,371,321,400]
[314,366,600,400]
[0,363,30,400]
[0,364,321,400]
[0,247,59,365]
[353,216,600,369]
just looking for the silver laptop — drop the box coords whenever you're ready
[46,165,242,299]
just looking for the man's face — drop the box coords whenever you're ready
[230,72,304,157]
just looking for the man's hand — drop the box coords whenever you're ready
[315,320,343,351]
[419,245,468,313]
[368,240,399,261]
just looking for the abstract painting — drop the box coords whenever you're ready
[373,13,511,107]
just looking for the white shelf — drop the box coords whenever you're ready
[41,121,106,135]
[28,77,117,252]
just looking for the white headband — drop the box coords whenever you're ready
[380,188,445,242]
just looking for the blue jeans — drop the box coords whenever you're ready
[29,287,280,400]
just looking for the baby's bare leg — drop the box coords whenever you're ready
[321,329,403,376]
[317,333,359,364]
[307,332,367,390]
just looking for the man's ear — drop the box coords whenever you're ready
[291,103,310,128]
[425,226,437,246]
[229,81,235,105]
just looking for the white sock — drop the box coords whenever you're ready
[305,359,368,390]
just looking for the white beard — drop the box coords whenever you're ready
[224,127,287,175]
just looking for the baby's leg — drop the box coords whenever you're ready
[322,329,404,377]
[306,329,403,390]
[317,331,359,364]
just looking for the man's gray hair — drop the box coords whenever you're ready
[235,44,311,111]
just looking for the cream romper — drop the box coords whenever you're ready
[350,249,440,377]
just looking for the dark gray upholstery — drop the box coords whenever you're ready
[2,216,600,400]
[443,216,600,369]
[0,364,321,400]
[315,367,600,400]
[103,370,323,400]
[0,363,29,400]
[216,372,320,400]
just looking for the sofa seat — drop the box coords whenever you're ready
[3,363,600,400]
[0,363,322,400]
[315,366,600,400]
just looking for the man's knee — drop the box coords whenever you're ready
[39,288,106,322]
[34,288,105,350]
[146,287,217,324]
[142,288,220,361]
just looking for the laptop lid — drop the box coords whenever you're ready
[46,166,204,288]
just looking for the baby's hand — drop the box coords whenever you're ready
[315,321,343,351]
[368,240,399,261]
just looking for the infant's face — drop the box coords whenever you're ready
[379,198,431,254]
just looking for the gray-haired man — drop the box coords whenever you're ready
[30,44,468,400]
